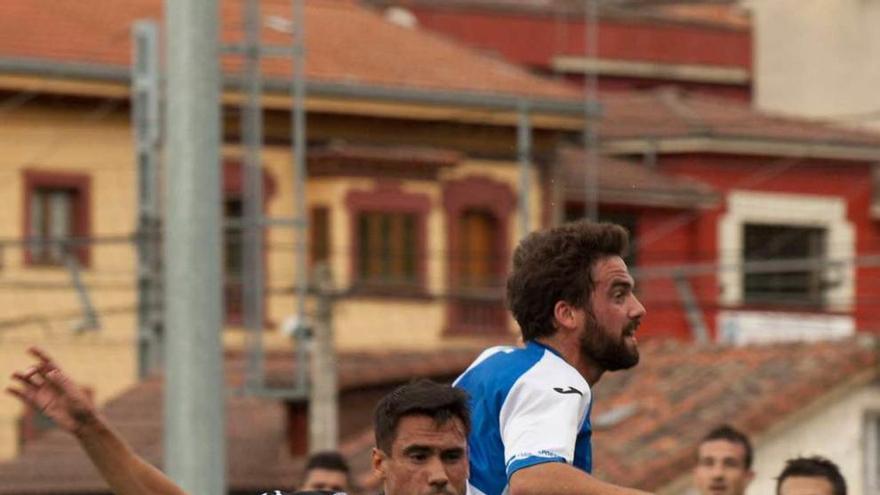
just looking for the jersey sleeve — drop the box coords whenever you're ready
[498,365,590,480]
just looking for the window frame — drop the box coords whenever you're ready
[719,190,854,312]
[22,170,91,268]
[345,183,430,296]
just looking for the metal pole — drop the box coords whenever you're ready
[132,20,162,378]
[584,0,600,221]
[163,0,225,493]
[291,0,310,392]
[241,0,265,394]
[672,271,709,344]
[309,263,338,451]
[517,100,532,237]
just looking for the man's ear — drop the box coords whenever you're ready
[371,447,387,480]
[553,300,579,332]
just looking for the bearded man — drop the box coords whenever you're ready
[454,220,650,495]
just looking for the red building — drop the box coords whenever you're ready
[366,0,752,100]
[584,89,880,342]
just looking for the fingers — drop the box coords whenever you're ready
[11,366,44,389]
[5,385,26,401]
[27,347,58,370]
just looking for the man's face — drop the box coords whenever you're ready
[694,440,754,495]
[578,255,645,371]
[301,467,349,492]
[778,476,835,495]
[372,414,468,495]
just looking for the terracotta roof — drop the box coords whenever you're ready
[370,0,749,29]
[0,345,485,494]
[0,0,580,100]
[557,147,719,209]
[590,336,879,491]
[260,345,483,390]
[600,88,880,148]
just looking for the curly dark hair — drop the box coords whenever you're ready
[776,456,846,495]
[373,379,471,454]
[506,220,630,341]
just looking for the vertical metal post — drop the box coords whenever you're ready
[291,0,310,392]
[517,100,532,237]
[241,0,265,393]
[163,0,225,493]
[309,263,338,451]
[584,0,600,221]
[132,20,162,378]
[673,271,710,344]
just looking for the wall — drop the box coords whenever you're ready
[748,0,880,130]
[0,101,138,460]
[748,382,880,495]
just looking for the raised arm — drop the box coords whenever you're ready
[6,347,188,495]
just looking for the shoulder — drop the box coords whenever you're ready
[454,344,544,391]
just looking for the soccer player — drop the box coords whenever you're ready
[300,451,351,493]
[7,348,469,495]
[777,456,846,495]
[693,425,755,495]
[454,220,650,495]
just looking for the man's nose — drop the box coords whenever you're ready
[427,457,449,487]
[629,294,646,319]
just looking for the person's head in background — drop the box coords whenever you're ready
[371,379,470,495]
[693,425,754,495]
[776,456,846,495]
[301,451,351,493]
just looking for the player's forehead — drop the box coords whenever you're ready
[392,415,467,451]
[591,256,633,286]
[698,439,747,461]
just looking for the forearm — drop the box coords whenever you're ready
[75,415,188,495]
[509,462,652,495]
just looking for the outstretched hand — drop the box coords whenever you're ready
[6,347,99,436]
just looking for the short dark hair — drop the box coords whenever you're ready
[373,379,471,454]
[305,450,349,475]
[506,220,630,341]
[776,456,846,495]
[700,425,753,469]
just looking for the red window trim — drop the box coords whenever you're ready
[22,169,92,267]
[345,181,430,296]
[443,176,515,335]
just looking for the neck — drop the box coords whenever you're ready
[534,336,605,386]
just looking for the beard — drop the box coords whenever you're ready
[579,310,640,371]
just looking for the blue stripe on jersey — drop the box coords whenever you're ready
[454,342,547,495]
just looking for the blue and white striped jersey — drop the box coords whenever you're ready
[454,341,593,495]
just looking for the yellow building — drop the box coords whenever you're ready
[0,0,584,460]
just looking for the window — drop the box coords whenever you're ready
[346,184,429,294]
[443,177,514,335]
[224,197,244,322]
[743,223,826,307]
[356,211,417,287]
[719,191,854,312]
[310,207,330,266]
[23,171,91,266]
[457,209,499,289]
